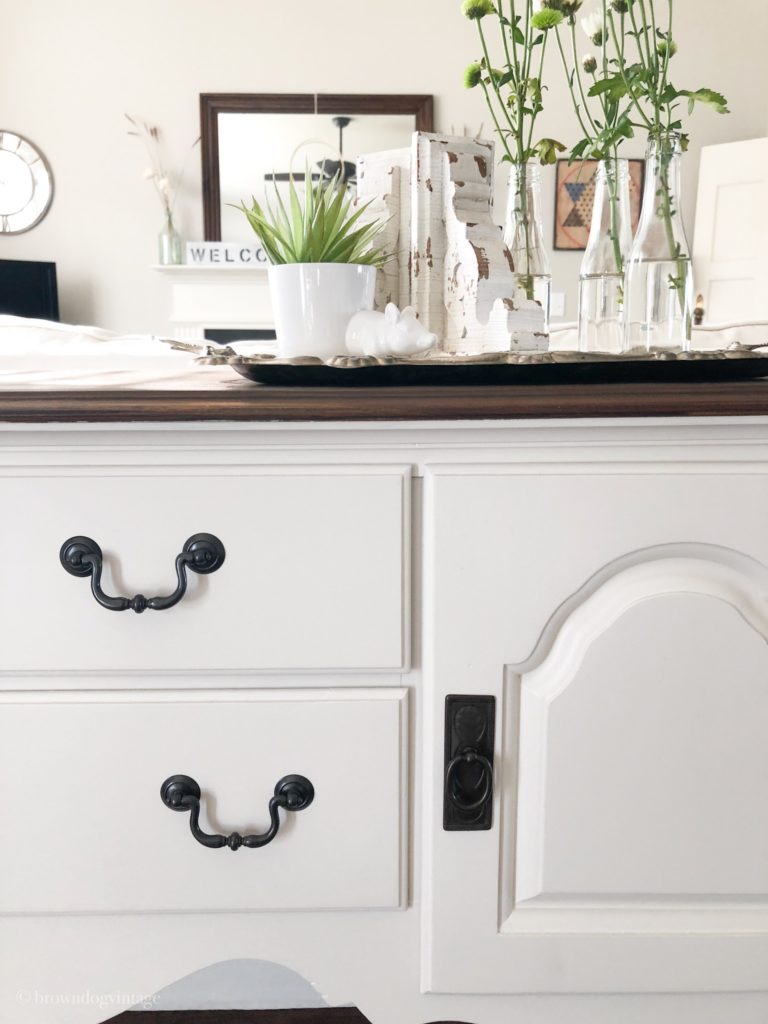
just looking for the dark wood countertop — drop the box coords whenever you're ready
[2,378,768,422]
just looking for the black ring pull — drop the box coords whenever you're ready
[59,534,226,613]
[160,774,315,851]
[446,750,494,813]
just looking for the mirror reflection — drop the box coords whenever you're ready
[218,112,418,241]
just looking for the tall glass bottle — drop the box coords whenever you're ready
[159,211,184,265]
[504,162,551,333]
[578,159,633,353]
[623,132,693,352]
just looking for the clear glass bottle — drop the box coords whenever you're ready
[158,212,184,265]
[578,159,633,353]
[504,162,551,332]
[623,132,693,352]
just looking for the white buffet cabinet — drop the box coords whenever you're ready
[2,414,768,1024]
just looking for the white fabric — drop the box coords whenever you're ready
[1,314,766,390]
[0,315,240,387]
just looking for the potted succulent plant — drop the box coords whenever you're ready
[236,173,388,359]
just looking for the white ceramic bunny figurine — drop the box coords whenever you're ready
[345,303,437,358]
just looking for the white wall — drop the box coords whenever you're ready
[1,0,766,333]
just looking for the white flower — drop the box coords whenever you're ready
[142,167,156,180]
[157,176,170,192]
[583,53,598,73]
[581,9,604,44]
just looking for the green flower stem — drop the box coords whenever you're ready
[526,30,550,154]
[657,138,689,321]
[521,2,545,300]
[498,3,515,86]
[509,0,520,80]
[648,0,659,74]
[660,0,673,127]
[512,162,535,301]
[554,27,592,140]
[632,0,655,84]
[477,71,513,163]
[522,0,532,86]
[569,21,600,138]
[517,24,532,296]
[476,21,519,160]
[604,156,625,279]
[608,12,653,129]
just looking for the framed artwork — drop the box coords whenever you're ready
[554,158,645,251]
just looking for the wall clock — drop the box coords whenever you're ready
[0,130,53,234]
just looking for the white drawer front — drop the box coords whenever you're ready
[0,688,407,913]
[0,467,409,673]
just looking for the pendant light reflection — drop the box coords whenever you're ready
[266,116,357,192]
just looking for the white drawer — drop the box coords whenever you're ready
[0,687,407,913]
[0,466,410,673]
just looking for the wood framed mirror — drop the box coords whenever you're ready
[200,93,434,241]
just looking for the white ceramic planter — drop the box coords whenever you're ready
[268,263,377,359]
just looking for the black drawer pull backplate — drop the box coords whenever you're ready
[444,695,496,831]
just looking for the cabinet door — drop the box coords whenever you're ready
[423,467,768,995]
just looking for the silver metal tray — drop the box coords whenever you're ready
[194,346,768,388]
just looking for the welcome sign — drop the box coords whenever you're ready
[185,241,268,266]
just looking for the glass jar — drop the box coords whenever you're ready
[578,159,633,353]
[158,212,184,265]
[623,132,693,352]
[504,162,551,333]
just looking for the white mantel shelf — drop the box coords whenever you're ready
[152,263,273,338]
[151,264,267,273]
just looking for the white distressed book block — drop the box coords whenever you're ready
[443,152,546,353]
[411,133,496,340]
[356,148,411,310]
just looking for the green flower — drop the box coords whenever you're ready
[531,7,564,29]
[657,38,678,58]
[610,0,630,12]
[461,0,495,19]
[541,0,583,15]
[463,61,484,89]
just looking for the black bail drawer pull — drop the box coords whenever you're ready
[59,534,226,613]
[160,774,315,851]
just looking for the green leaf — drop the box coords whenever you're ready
[288,174,305,255]
[614,113,635,140]
[568,138,590,162]
[588,75,628,102]
[536,137,566,165]
[681,88,729,115]
[233,170,388,267]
